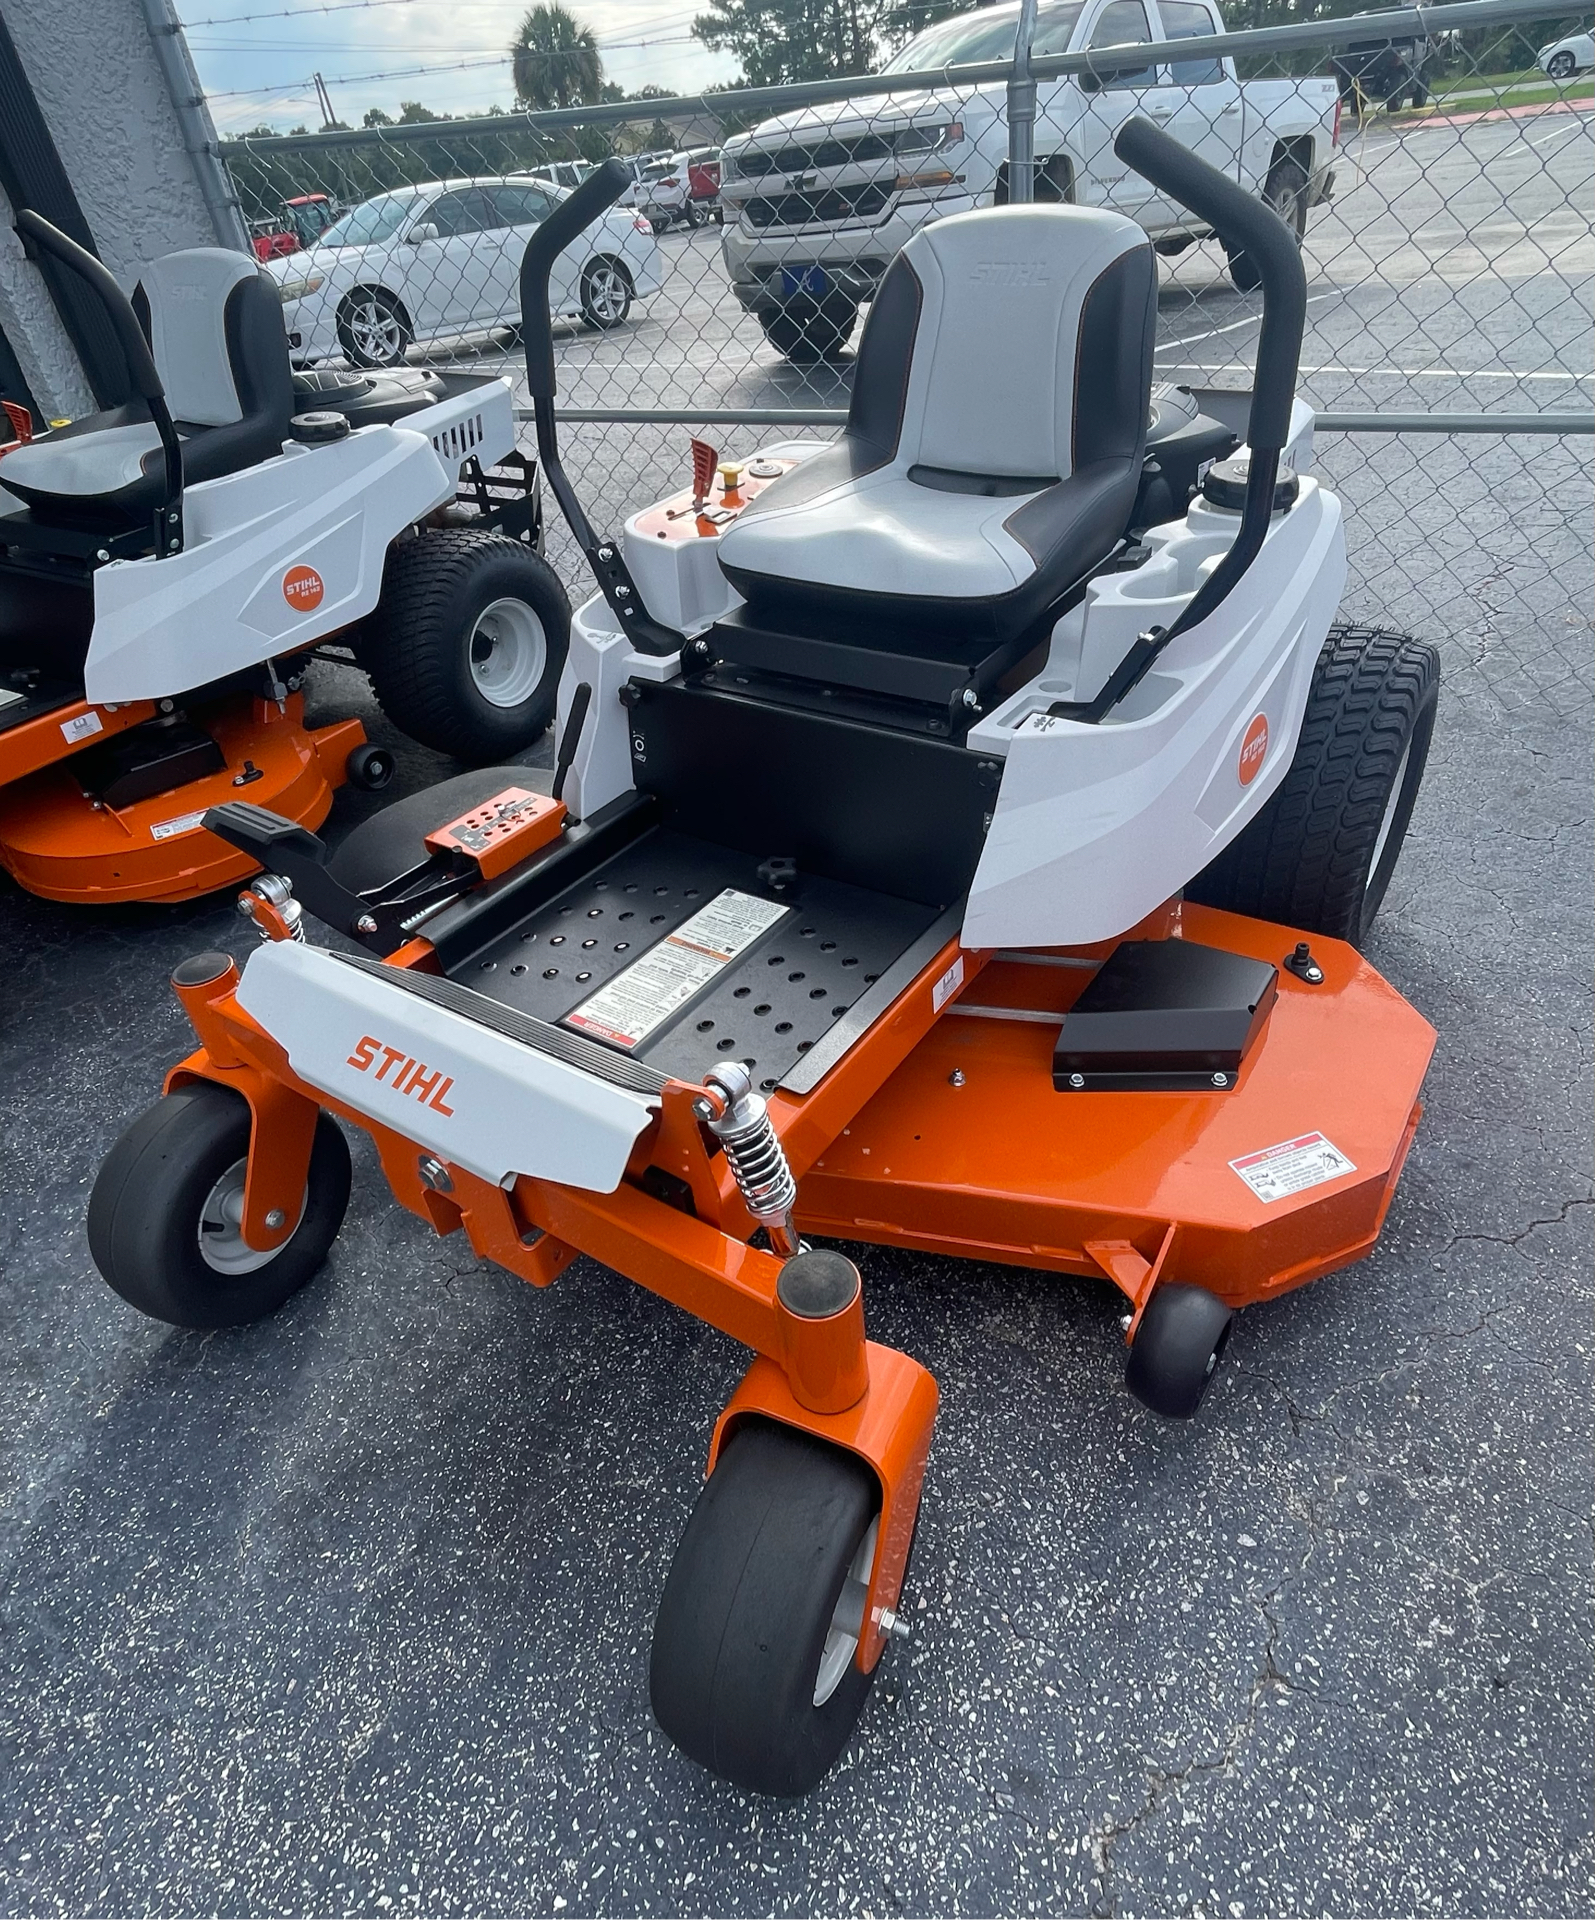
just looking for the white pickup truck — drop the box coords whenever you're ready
[719,0,1340,360]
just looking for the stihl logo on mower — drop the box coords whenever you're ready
[346,1035,456,1115]
[282,564,325,612]
[1238,713,1269,786]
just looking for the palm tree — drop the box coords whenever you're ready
[511,4,604,110]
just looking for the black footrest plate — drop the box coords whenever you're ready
[1054,938,1278,1092]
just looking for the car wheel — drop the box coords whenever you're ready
[1226,158,1307,293]
[682,199,705,229]
[336,287,413,369]
[1548,50,1575,78]
[759,294,858,364]
[579,256,634,330]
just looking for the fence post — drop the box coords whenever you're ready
[1006,0,1040,204]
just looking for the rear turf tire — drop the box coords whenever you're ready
[650,1419,885,1795]
[1185,624,1439,946]
[362,530,570,763]
[88,1084,350,1329]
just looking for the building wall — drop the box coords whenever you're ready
[0,0,239,417]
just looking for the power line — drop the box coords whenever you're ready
[207,53,506,96]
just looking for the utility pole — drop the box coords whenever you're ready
[313,71,337,129]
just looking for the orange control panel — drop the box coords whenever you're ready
[632,455,799,543]
[424,787,566,880]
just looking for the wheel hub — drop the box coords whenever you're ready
[198,1158,300,1275]
[468,596,548,709]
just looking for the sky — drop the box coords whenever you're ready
[186,0,742,133]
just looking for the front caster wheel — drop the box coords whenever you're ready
[88,1084,351,1329]
[650,1419,889,1795]
[1126,1283,1233,1419]
[345,741,395,791]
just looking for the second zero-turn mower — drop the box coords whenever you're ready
[90,128,1439,1793]
[0,213,570,905]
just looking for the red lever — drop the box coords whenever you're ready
[1,400,33,449]
[690,436,718,509]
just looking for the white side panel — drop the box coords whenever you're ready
[85,426,452,702]
[236,941,658,1194]
[558,596,680,821]
[963,485,1347,949]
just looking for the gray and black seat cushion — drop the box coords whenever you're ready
[0,249,293,526]
[717,204,1157,644]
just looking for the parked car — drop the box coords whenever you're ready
[682,146,724,220]
[269,174,662,368]
[1331,25,1438,111]
[250,192,340,262]
[531,159,596,193]
[1538,29,1595,78]
[719,0,1341,360]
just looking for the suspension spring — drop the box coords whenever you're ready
[697,1061,799,1251]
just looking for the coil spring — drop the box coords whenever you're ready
[704,1069,796,1224]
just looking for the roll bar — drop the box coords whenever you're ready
[518,162,682,655]
[14,209,185,551]
[1051,118,1308,723]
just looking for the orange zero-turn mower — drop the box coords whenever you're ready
[0,212,568,905]
[88,131,1438,1794]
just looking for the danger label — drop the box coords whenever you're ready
[563,888,789,1051]
[150,808,208,842]
[1230,1131,1356,1204]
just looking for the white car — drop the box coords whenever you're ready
[1539,30,1594,79]
[271,174,662,368]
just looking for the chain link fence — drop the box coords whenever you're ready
[221,0,1592,695]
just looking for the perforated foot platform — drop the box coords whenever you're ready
[444,827,939,1093]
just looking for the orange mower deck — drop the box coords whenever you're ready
[0,690,364,904]
[151,897,1432,1677]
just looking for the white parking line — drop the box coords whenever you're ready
[1162,364,1593,381]
[1153,292,1337,355]
[1529,119,1592,148]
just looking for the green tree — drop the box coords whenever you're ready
[511,3,605,109]
[693,0,923,85]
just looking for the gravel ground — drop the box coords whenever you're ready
[0,104,1591,1920]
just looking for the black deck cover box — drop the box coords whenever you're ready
[1054,938,1278,1092]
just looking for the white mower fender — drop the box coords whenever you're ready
[83,380,515,703]
[964,479,1347,949]
[235,940,660,1193]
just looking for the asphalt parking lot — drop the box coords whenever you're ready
[1,108,1591,1916]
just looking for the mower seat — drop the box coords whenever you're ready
[717,204,1156,643]
[0,249,292,527]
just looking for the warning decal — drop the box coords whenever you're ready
[1230,1131,1356,1204]
[563,888,789,1051]
[60,709,104,743]
[150,808,208,843]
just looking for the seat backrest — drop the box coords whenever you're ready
[847,203,1156,486]
[131,248,291,429]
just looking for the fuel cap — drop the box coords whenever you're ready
[1200,454,1300,513]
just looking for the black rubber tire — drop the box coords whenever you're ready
[682,198,705,229]
[650,1419,884,1795]
[1126,1283,1234,1419]
[1409,81,1430,107]
[760,295,857,364]
[88,1084,351,1330]
[1227,158,1307,293]
[345,741,395,791]
[578,255,634,330]
[327,763,552,894]
[1186,624,1439,947]
[1548,50,1575,78]
[335,287,413,369]
[361,530,571,763]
